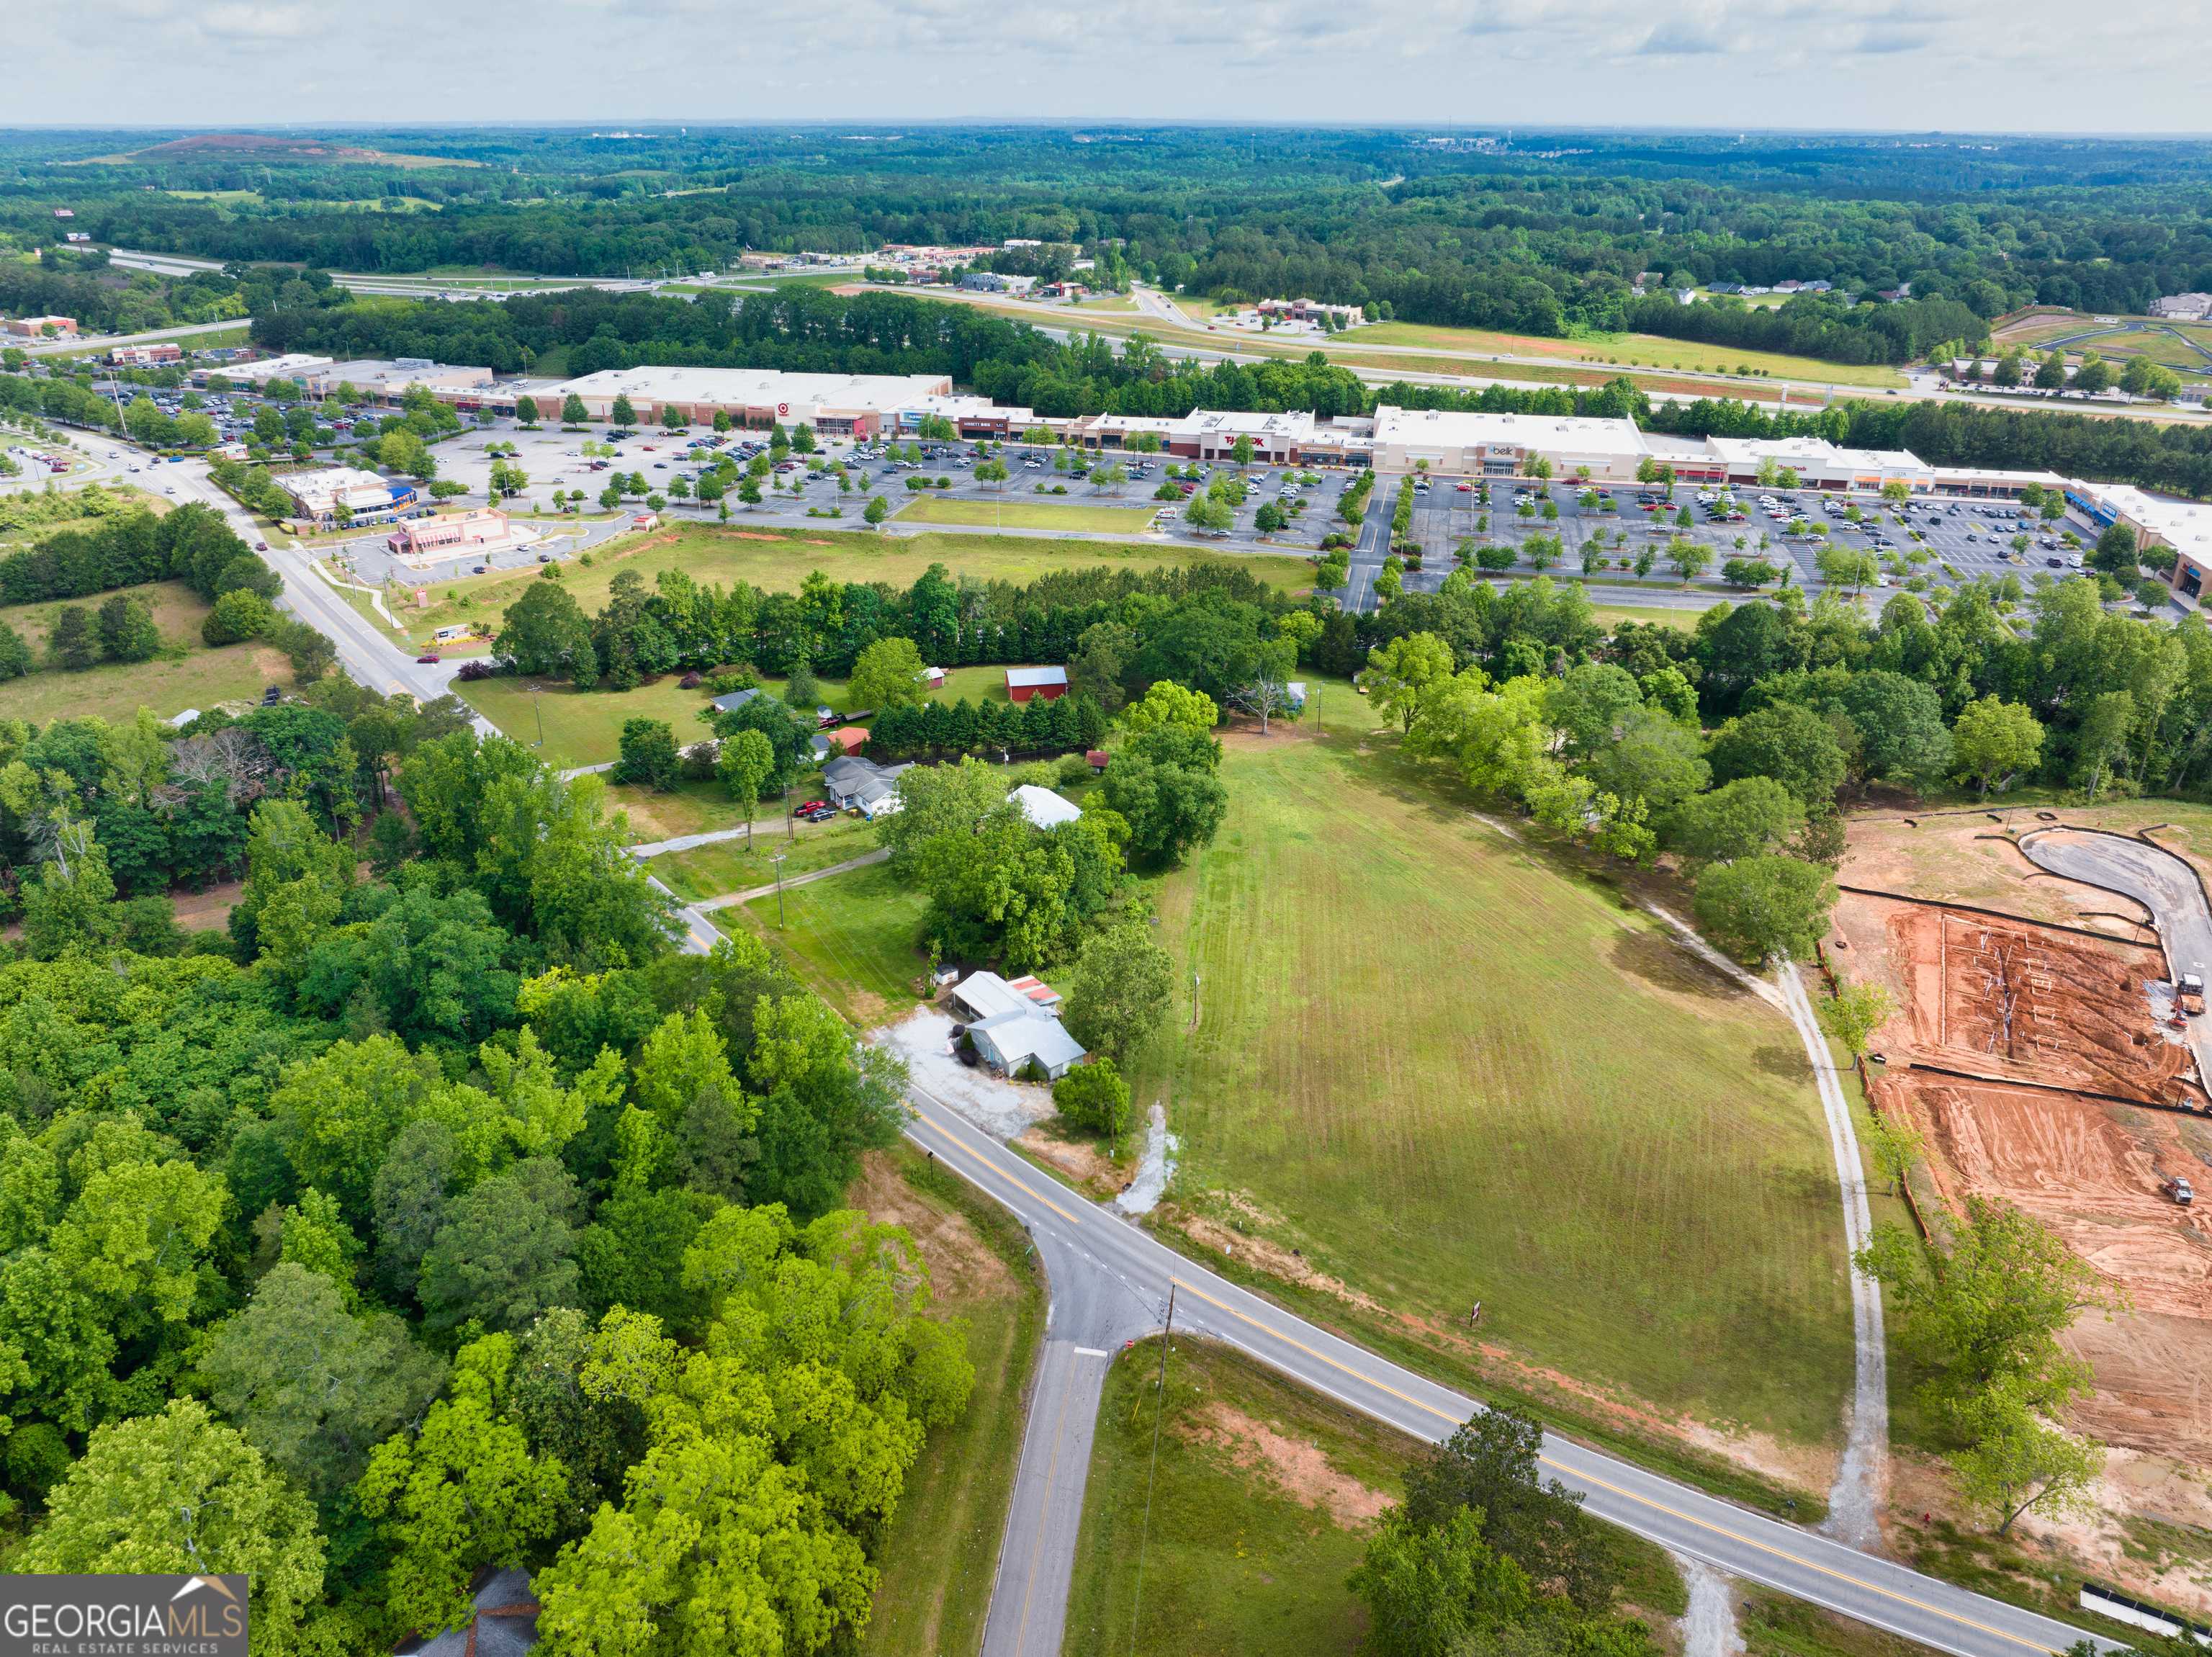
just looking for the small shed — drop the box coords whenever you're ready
[711,688,761,714]
[922,665,948,689]
[1008,784,1082,829]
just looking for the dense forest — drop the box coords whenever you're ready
[11,127,2212,364]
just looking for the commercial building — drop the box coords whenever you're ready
[2152,295,2212,320]
[4,315,76,338]
[1370,407,1651,481]
[279,466,419,528]
[384,508,538,568]
[539,367,956,438]
[1701,436,1928,492]
[2078,485,2212,602]
[193,353,335,390]
[108,342,182,366]
[323,359,497,404]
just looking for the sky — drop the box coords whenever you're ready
[12,0,2211,132]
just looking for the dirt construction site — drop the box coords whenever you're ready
[1836,810,2212,1466]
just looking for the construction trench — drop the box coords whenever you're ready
[1830,880,2212,1462]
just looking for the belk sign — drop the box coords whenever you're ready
[0,1575,248,1657]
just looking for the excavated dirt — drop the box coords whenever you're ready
[1184,1400,1395,1527]
[1840,819,2212,1473]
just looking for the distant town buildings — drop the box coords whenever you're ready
[4,315,77,338]
[2152,293,2212,320]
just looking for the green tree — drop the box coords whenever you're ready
[562,392,588,426]
[1100,753,1228,868]
[1362,632,1458,733]
[497,580,598,686]
[46,604,97,671]
[610,393,637,427]
[1400,1404,1617,1612]
[1949,697,2044,795]
[1063,922,1175,1064]
[848,635,930,712]
[716,727,775,846]
[1692,854,1836,964]
[516,394,541,426]
[25,1399,326,1655]
[1123,679,1219,740]
[863,493,890,528]
[1052,1058,1132,1141]
[202,1263,446,1506]
[1861,1107,1927,1198]
[95,596,160,663]
[612,717,681,792]
[1707,702,1849,809]
[358,1336,569,1635]
[416,1157,583,1334]
[1663,776,1805,866]
[1951,1382,2102,1537]
[2073,689,2136,800]
[1817,979,1894,1059]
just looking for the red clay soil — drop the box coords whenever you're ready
[1834,893,2200,1107]
[1878,1071,2212,1458]
[1835,840,2212,1463]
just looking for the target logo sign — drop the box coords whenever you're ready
[777,403,789,416]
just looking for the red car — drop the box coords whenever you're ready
[1455,482,1473,492]
[797,800,828,814]
[415,653,441,665]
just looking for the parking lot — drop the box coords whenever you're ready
[1388,473,2114,606]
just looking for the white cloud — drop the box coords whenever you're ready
[1,0,2205,127]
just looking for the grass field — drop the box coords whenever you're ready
[399,524,1313,651]
[737,861,929,1025]
[655,814,876,901]
[853,1149,1043,1657]
[1349,320,1908,389]
[1589,603,1711,632]
[0,640,286,726]
[1064,1337,1421,1657]
[894,495,1165,533]
[1128,693,1855,1447]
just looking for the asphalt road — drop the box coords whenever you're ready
[2019,826,2212,1082]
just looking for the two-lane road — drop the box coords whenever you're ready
[896,1087,2108,1657]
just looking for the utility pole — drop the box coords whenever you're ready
[771,851,788,930]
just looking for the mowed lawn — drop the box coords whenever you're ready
[1130,697,1854,1442]
[852,1149,1043,1657]
[400,524,1313,648]
[737,861,929,1026]
[1065,1338,1421,1657]
[1350,320,1907,388]
[894,495,1166,533]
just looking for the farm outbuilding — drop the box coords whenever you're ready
[1005,666,1069,703]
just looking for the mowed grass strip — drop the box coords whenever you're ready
[1065,1337,1417,1657]
[1350,320,1907,389]
[402,524,1314,648]
[894,495,1166,533]
[1130,699,1853,1442]
[736,861,928,1027]
[852,1149,1043,1657]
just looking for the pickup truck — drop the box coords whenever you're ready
[2179,973,2205,1016]
[2162,1175,2194,1208]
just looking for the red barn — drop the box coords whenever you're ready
[1005,666,1069,704]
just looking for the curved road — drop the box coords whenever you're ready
[44,427,2110,1657]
